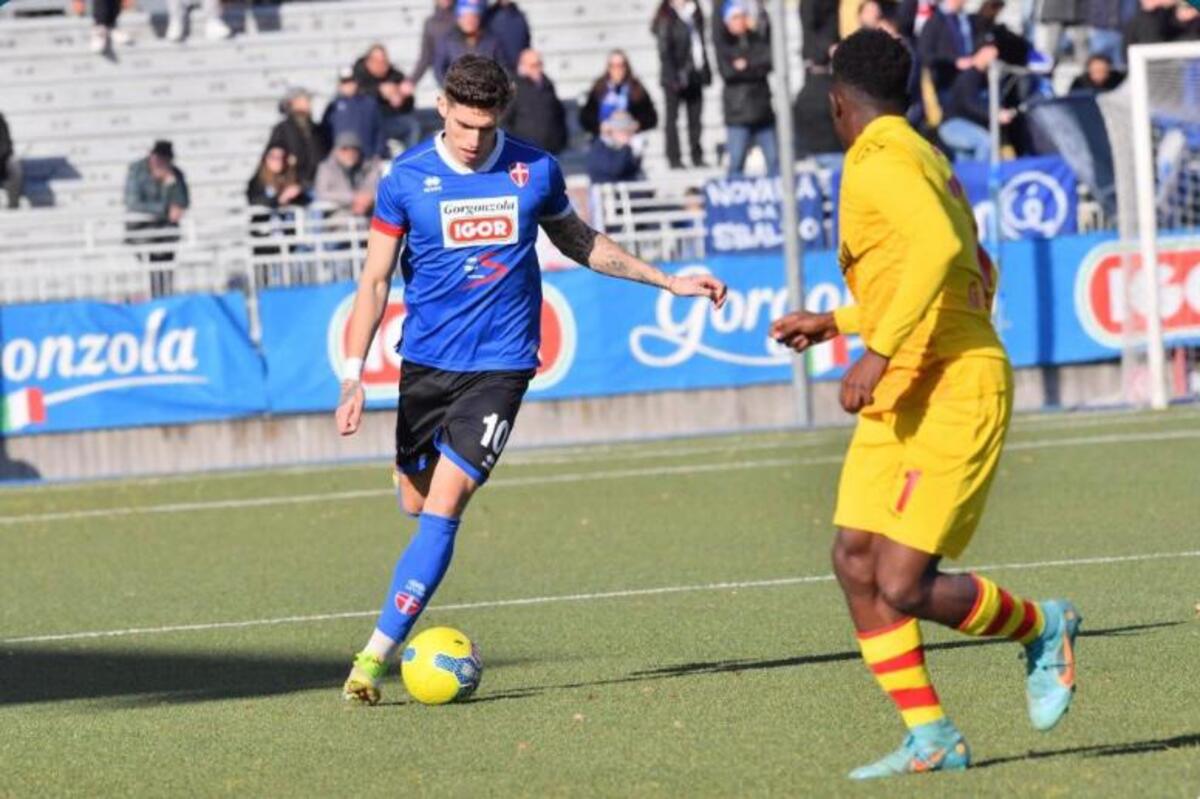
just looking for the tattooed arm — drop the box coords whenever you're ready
[541,211,727,306]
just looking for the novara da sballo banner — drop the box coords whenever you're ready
[0,294,266,435]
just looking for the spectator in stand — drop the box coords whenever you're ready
[124,141,189,289]
[486,0,532,74]
[801,0,839,71]
[315,132,382,218]
[918,0,977,96]
[321,68,386,160]
[0,111,21,209]
[974,0,1034,66]
[580,50,659,138]
[125,141,189,231]
[1085,0,1127,69]
[939,43,1016,161]
[794,48,844,164]
[713,1,778,176]
[354,44,420,152]
[434,0,507,85]
[89,0,133,54]
[411,0,456,88]
[858,0,885,29]
[268,87,329,190]
[654,0,713,169]
[1070,53,1125,91]
[503,49,568,153]
[1125,0,1175,50]
[587,111,644,184]
[246,145,308,209]
[165,0,232,43]
[1037,0,1088,63]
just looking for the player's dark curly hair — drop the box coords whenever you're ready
[831,28,912,109]
[443,55,513,111]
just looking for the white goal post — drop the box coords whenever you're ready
[1100,41,1200,409]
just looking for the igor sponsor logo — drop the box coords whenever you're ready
[440,196,519,248]
[1074,237,1200,348]
[628,264,857,376]
[1,308,204,433]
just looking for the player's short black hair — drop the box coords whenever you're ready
[443,55,513,111]
[831,28,912,108]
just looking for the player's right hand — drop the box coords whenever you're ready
[769,311,837,352]
[335,379,365,436]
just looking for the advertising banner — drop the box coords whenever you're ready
[703,173,829,254]
[0,293,266,435]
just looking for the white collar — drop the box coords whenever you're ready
[435,129,507,175]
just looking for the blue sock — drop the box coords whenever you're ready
[374,512,460,644]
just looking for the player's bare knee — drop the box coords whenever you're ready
[399,491,425,517]
[832,530,875,592]
[877,573,930,616]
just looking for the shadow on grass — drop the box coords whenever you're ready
[0,649,530,707]
[0,620,1183,708]
[975,732,1200,768]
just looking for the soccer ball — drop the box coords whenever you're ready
[401,626,482,705]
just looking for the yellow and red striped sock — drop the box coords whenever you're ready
[857,617,945,729]
[958,574,1045,645]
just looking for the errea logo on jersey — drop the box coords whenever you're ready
[440,196,519,249]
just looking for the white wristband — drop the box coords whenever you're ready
[342,357,364,382]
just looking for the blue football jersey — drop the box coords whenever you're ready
[371,130,573,372]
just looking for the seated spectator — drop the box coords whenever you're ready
[315,132,382,218]
[321,68,386,160]
[1069,53,1125,92]
[268,88,329,190]
[411,0,456,89]
[124,141,189,292]
[1036,0,1087,63]
[0,110,21,209]
[486,0,532,73]
[587,111,644,184]
[246,145,309,209]
[434,0,506,85]
[165,0,231,43]
[354,44,421,152]
[714,1,778,176]
[124,141,189,232]
[503,49,568,153]
[939,43,1016,161]
[1124,0,1174,52]
[580,49,659,138]
[974,0,1033,66]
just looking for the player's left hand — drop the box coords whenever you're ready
[840,349,889,413]
[669,274,728,308]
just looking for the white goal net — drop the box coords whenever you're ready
[1097,42,1200,408]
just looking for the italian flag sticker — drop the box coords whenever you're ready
[2,388,47,433]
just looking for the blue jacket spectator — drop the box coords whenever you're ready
[586,111,643,184]
[918,0,976,95]
[486,0,532,73]
[434,0,507,84]
[320,68,386,159]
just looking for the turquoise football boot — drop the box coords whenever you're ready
[848,719,971,780]
[1025,599,1082,731]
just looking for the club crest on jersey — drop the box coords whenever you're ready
[440,196,520,249]
[508,161,530,188]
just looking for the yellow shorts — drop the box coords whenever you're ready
[832,366,1013,559]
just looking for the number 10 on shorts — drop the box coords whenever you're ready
[480,413,511,455]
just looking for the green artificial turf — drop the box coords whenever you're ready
[2,408,1199,797]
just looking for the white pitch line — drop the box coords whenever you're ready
[3,428,1198,527]
[4,548,1198,646]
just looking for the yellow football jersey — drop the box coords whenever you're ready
[831,115,1008,411]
